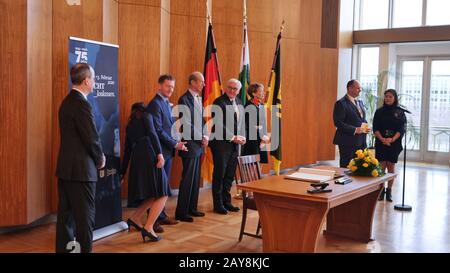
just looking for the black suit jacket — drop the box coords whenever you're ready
[209,94,245,153]
[242,101,269,163]
[333,95,367,147]
[147,94,177,160]
[177,90,206,158]
[56,90,104,182]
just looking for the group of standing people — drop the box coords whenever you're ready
[119,73,270,242]
[333,80,407,202]
[56,64,269,251]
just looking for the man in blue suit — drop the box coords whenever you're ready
[175,72,209,222]
[147,74,188,230]
[333,80,370,168]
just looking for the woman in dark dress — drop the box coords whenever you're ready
[373,89,406,202]
[242,83,270,163]
[120,102,168,242]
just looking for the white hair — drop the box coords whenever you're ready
[227,78,242,90]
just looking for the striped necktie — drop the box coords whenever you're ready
[355,99,363,118]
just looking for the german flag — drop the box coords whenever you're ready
[201,22,222,182]
[266,32,282,175]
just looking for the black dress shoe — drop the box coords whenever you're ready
[141,228,161,243]
[385,188,393,202]
[176,215,194,222]
[214,207,228,215]
[190,210,205,217]
[153,221,164,233]
[159,218,179,225]
[224,204,240,212]
[127,218,142,231]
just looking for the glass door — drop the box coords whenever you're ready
[397,57,450,163]
[427,59,450,162]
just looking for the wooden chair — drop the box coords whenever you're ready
[237,154,263,242]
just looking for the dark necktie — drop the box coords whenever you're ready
[165,100,173,123]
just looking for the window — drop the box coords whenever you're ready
[392,0,423,28]
[426,0,450,26]
[356,0,450,30]
[399,60,424,150]
[358,47,380,95]
[359,0,389,30]
[428,60,450,152]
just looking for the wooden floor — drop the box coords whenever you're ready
[1,162,449,253]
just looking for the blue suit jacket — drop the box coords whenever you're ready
[333,95,367,147]
[147,94,178,160]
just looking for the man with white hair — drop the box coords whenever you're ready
[209,79,246,214]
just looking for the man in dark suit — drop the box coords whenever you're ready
[147,74,187,228]
[55,63,106,253]
[175,72,209,222]
[209,79,246,214]
[333,79,370,168]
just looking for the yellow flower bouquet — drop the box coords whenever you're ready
[347,149,383,177]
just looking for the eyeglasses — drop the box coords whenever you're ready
[227,86,239,91]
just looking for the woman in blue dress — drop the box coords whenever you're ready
[120,102,167,242]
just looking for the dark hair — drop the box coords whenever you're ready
[384,89,399,107]
[158,74,175,84]
[129,102,146,120]
[346,79,358,90]
[248,83,264,98]
[70,63,92,85]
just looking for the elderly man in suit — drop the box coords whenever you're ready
[175,72,209,222]
[209,79,246,215]
[55,63,106,253]
[147,74,187,229]
[333,79,370,168]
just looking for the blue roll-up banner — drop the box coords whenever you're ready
[68,37,125,235]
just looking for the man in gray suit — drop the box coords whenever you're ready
[175,72,208,222]
[55,63,105,253]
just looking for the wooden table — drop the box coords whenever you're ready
[237,167,396,253]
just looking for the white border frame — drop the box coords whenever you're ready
[69,36,119,48]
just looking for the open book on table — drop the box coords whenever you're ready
[284,167,336,183]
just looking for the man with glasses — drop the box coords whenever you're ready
[209,79,246,214]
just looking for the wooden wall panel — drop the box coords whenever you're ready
[300,0,322,43]
[0,0,28,226]
[168,0,207,188]
[298,43,321,164]
[273,0,301,40]
[247,0,273,33]
[26,0,53,223]
[160,7,170,74]
[170,0,205,17]
[318,48,339,160]
[118,0,161,6]
[103,0,119,44]
[321,0,339,48]
[353,25,450,44]
[118,2,163,194]
[51,0,105,211]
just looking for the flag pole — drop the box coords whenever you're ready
[235,0,248,200]
[206,1,223,90]
[244,0,247,24]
